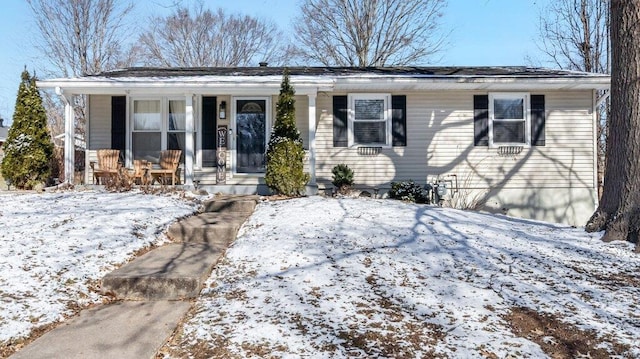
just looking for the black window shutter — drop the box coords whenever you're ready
[333,95,348,147]
[392,95,407,146]
[111,96,126,162]
[531,95,546,146]
[202,96,217,150]
[473,95,489,146]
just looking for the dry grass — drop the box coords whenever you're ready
[504,306,631,359]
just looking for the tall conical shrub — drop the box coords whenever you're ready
[265,69,309,196]
[1,70,54,189]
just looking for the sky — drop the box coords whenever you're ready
[0,0,550,125]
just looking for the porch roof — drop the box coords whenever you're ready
[37,66,610,94]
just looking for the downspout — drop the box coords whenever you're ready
[56,87,75,185]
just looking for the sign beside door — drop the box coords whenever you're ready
[217,125,227,184]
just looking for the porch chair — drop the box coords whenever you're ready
[90,149,121,184]
[151,150,182,185]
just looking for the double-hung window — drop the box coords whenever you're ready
[167,99,186,162]
[348,93,392,147]
[132,98,189,163]
[132,99,162,162]
[489,93,530,147]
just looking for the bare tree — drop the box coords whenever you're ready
[534,0,610,199]
[27,0,134,181]
[293,0,447,67]
[586,0,640,251]
[27,0,135,77]
[537,0,609,73]
[136,4,290,67]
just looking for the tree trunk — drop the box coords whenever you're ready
[586,0,640,251]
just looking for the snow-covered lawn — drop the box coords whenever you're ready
[164,197,640,358]
[0,190,201,349]
[2,192,639,358]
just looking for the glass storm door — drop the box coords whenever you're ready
[236,99,267,173]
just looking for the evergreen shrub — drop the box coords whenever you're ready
[388,180,431,204]
[265,69,310,196]
[1,70,54,189]
[331,164,354,194]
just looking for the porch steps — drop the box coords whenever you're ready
[101,195,258,300]
[202,196,258,214]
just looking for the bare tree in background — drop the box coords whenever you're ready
[27,0,134,181]
[137,4,290,67]
[586,0,640,251]
[293,0,447,66]
[535,0,610,199]
[27,0,134,179]
[537,0,609,73]
[28,0,134,77]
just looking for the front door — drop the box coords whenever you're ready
[236,99,267,173]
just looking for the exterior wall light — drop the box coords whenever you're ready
[219,101,226,119]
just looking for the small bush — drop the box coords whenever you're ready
[264,139,310,196]
[104,168,135,192]
[388,180,430,204]
[332,164,354,194]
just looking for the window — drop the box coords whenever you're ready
[348,94,391,146]
[167,100,186,162]
[131,98,191,164]
[132,99,161,162]
[489,93,530,146]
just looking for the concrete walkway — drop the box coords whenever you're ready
[10,196,258,359]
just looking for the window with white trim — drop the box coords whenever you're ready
[131,97,192,163]
[489,93,530,146]
[132,99,162,162]
[348,93,391,146]
[167,99,186,162]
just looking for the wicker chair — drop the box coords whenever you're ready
[90,149,120,184]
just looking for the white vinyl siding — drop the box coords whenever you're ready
[315,90,595,224]
[88,95,111,149]
[316,90,594,187]
[295,95,310,149]
[87,95,114,184]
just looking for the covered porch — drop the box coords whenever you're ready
[38,68,334,193]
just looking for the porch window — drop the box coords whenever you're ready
[489,93,530,146]
[167,100,186,162]
[348,93,391,147]
[133,100,161,161]
[131,98,190,163]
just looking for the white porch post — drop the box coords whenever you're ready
[308,92,317,188]
[184,94,194,187]
[57,88,75,185]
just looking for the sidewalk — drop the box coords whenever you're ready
[10,196,258,359]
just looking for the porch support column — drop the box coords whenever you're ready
[57,87,75,185]
[184,94,194,187]
[307,92,317,193]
